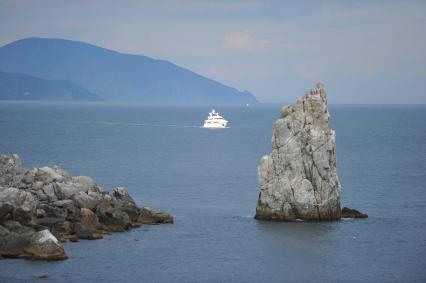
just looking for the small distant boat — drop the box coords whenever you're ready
[203,109,228,128]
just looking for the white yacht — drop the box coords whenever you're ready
[203,109,228,128]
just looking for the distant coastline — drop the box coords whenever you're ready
[0,37,258,105]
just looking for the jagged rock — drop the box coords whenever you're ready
[96,200,131,232]
[0,202,14,222]
[0,153,173,260]
[50,220,74,240]
[256,82,342,221]
[74,208,105,240]
[50,200,80,222]
[41,184,57,201]
[23,229,67,260]
[71,176,99,192]
[54,182,85,200]
[12,206,33,225]
[137,207,174,224]
[35,167,66,183]
[341,207,368,218]
[110,187,139,222]
[21,171,35,185]
[154,212,174,224]
[51,165,70,180]
[112,187,136,205]
[0,187,37,212]
[72,191,98,210]
[0,224,35,257]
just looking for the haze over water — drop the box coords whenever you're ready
[0,102,425,282]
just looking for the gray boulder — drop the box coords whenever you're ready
[0,224,35,258]
[23,229,67,260]
[256,82,342,221]
[72,191,98,210]
[71,176,99,192]
[54,182,86,200]
[96,199,131,232]
[0,187,37,212]
[74,208,105,240]
[41,183,57,201]
[0,154,28,190]
[111,186,136,205]
[34,166,65,184]
[341,207,368,218]
[137,207,174,224]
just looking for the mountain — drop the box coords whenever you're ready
[0,38,258,104]
[0,70,101,101]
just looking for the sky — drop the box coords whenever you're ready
[0,0,425,103]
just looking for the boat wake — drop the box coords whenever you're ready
[8,118,228,129]
[96,121,204,128]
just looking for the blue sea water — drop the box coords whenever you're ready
[0,102,425,282]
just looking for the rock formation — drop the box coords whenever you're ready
[0,153,173,260]
[256,82,366,221]
[341,207,368,219]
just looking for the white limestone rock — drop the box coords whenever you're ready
[255,82,342,221]
[0,187,37,212]
[54,182,86,200]
[23,229,67,260]
[71,176,100,193]
[37,167,65,183]
[72,191,98,210]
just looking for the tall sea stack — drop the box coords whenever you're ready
[256,82,342,221]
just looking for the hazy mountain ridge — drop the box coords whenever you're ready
[0,70,101,101]
[0,38,257,104]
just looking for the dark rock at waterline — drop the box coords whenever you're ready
[341,207,368,219]
[23,229,67,260]
[137,207,174,224]
[0,153,173,260]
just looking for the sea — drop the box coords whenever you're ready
[0,102,425,282]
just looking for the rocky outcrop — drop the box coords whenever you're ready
[256,82,367,221]
[341,207,368,219]
[0,153,173,260]
[137,207,174,224]
[23,229,67,260]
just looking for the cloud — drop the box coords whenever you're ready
[220,31,271,53]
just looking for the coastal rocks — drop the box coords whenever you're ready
[96,200,132,232]
[0,187,37,213]
[0,153,173,260]
[23,229,67,260]
[137,207,174,224]
[72,192,98,210]
[74,208,105,240]
[256,82,366,221]
[341,207,368,219]
[0,223,35,258]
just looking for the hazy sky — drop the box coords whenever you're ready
[1,0,425,103]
